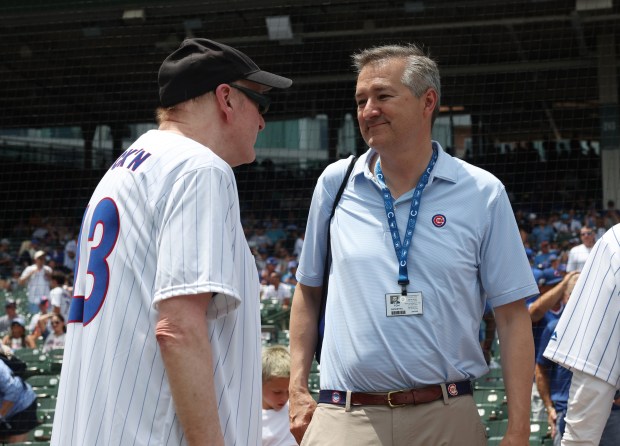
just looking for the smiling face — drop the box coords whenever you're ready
[355,58,434,154]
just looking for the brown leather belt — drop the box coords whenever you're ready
[318,380,473,408]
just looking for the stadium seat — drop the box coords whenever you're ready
[307,372,320,394]
[476,403,497,421]
[28,423,53,442]
[26,375,60,398]
[36,397,58,412]
[474,388,506,406]
[530,419,551,442]
[485,419,509,438]
[474,367,504,390]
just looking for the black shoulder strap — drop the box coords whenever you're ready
[315,156,358,363]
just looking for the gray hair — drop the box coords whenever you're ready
[352,44,441,124]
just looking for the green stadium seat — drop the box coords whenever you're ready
[26,374,60,398]
[308,372,320,394]
[476,402,495,420]
[28,423,53,442]
[530,419,551,442]
[485,419,509,438]
[474,388,506,406]
[36,397,58,412]
[487,437,503,446]
[474,367,504,390]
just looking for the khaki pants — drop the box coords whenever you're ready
[301,395,486,446]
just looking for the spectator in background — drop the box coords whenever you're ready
[62,238,77,274]
[261,272,292,308]
[535,272,580,444]
[18,250,51,315]
[531,217,556,248]
[534,241,558,268]
[603,200,620,229]
[0,239,13,281]
[566,226,596,272]
[266,218,287,245]
[250,225,273,252]
[292,229,304,259]
[281,260,298,287]
[261,257,281,284]
[566,210,583,234]
[27,296,51,340]
[2,318,35,351]
[0,301,22,336]
[42,314,66,353]
[262,345,297,446]
[49,271,71,321]
[0,359,38,444]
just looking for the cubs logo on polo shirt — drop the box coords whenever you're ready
[432,214,446,227]
[448,383,458,396]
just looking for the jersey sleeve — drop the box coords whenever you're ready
[544,226,620,387]
[153,165,242,318]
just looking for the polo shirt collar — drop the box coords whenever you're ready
[358,141,459,185]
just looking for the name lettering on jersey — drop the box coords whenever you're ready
[110,148,152,172]
[551,330,558,341]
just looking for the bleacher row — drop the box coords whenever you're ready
[0,289,58,446]
[7,347,62,446]
[261,304,553,444]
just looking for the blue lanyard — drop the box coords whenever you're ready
[374,148,438,295]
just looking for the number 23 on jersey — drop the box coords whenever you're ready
[69,197,120,325]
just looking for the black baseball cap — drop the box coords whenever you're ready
[158,38,292,107]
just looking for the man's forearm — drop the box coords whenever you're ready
[495,301,535,438]
[289,284,322,393]
[157,294,223,446]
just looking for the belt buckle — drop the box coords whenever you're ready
[387,389,406,408]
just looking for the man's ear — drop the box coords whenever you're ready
[214,84,234,121]
[423,88,438,117]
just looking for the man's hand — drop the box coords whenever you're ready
[289,389,317,444]
[547,406,558,438]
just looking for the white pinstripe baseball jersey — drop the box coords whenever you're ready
[51,130,262,446]
[544,223,620,388]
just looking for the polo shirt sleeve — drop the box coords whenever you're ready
[297,158,355,287]
[480,187,539,308]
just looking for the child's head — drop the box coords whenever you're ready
[262,345,290,411]
[51,270,66,288]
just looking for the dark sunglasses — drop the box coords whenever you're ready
[580,231,593,236]
[229,83,271,115]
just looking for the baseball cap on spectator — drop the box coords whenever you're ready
[5,299,16,308]
[531,267,544,286]
[0,238,9,246]
[158,38,293,107]
[266,257,279,266]
[287,260,298,270]
[11,317,25,328]
[525,247,534,260]
[34,250,46,260]
[39,296,49,305]
[541,267,563,286]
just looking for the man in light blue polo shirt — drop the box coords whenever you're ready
[289,43,538,446]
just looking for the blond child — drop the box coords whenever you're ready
[262,345,297,446]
